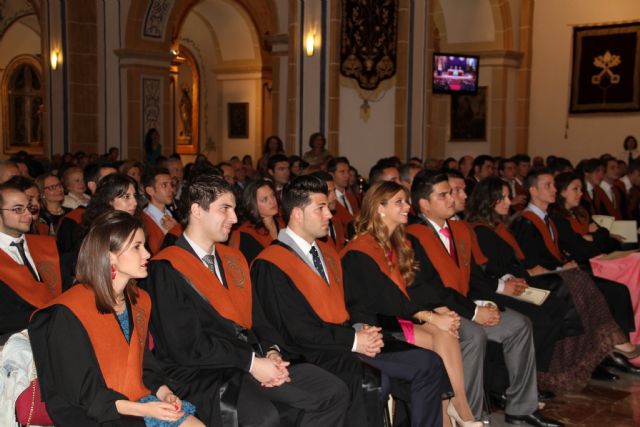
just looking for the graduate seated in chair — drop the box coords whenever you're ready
[251,175,453,427]
[143,173,349,427]
[141,167,182,254]
[29,210,205,427]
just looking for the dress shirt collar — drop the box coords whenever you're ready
[284,226,318,255]
[586,181,594,197]
[525,202,547,220]
[621,175,633,191]
[0,231,26,248]
[183,231,215,260]
[423,215,448,233]
[600,180,613,193]
[144,203,169,225]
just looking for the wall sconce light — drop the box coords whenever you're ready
[305,33,315,57]
[50,50,60,70]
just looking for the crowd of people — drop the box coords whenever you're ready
[1,132,640,427]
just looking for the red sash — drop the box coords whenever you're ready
[256,241,350,324]
[142,212,182,255]
[471,222,525,261]
[154,244,252,328]
[35,222,49,236]
[0,235,62,308]
[521,211,565,262]
[62,207,85,224]
[324,219,346,251]
[333,202,354,229]
[593,185,622,219]
[45,285,151,400]
[568,214,590,236]
[229,219,283,250]
[341,233,409,299]
[406,222,472,296]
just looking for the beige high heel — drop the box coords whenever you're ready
[447,401,484,427]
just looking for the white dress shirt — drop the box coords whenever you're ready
[599,180,616,206]
[585,182,595,200]
[335,189,354,215]
[620,175,633,192]
[0,232,40,280]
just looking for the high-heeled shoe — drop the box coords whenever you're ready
[611,345,640,360]
[447,401,483,427]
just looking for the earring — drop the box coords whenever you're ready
[111,265,117,280]
[380,212,386,218]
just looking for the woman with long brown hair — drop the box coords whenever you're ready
[30,210,204,427]
[341,181,481,427]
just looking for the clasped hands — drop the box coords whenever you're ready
[355,325,384,357]
[250,351,291,388]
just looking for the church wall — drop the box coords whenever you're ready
[529,0,640,162]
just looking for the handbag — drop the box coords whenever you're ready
[14,364,53,426]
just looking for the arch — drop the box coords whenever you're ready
[2,54,44,154]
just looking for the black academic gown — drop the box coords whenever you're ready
[237,233,269,265]
[511,214,636,334]
[550,214,620,264]
[472,225,572,370]
[0,282,37,341]
[29,300,164,427]
[141,236,292,426]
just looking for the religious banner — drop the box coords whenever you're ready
[340,0,398,91]
[570,22,640,113]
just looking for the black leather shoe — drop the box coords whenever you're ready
[505,410,564,427]
[537,390,555,401]
[602,354,640,375]
[488,391,507,409]
[591,365,619,381]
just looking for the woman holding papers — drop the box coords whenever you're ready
[552,172,640,355]
[466,177,637,392]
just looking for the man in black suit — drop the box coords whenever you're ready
[143,173,349,427]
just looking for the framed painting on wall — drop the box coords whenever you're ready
[228,102,249,139]
[570,22,640,113]
[450,87,487,141]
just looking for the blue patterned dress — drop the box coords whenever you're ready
[116,308,196,427]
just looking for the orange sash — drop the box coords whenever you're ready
[520,211,565,262]
[256,241,350,324]
[142,212,182,255]
[341,233,409,299]
[568,214,590,236]
[45,285,151,401]
[470,222,526,261]
[229,219,283,250]
[406,222,472,296]
[323,219,346,252]
[35,221,49,236]
[154,244,252,328]
[62,207,85,224]
[333,202,354,229]
[0,235,62,308]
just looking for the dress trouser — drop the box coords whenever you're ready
[236,363,350,427]
[361,347,448,427]
[591,276,636,334]
[458,308,538,418]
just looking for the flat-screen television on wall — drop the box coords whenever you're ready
[432,53,479,94]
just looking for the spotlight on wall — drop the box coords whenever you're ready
[305,33,315,57]
[50,50,60,70]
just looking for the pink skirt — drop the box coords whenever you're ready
[397,318,415,344]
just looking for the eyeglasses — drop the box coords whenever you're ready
[44,183,63,191]
[0,205,29,214]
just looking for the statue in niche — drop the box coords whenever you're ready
[179,86,192,137]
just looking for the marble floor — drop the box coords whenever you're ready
[487,371,640,426]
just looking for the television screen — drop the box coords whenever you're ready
[432,53,479,94]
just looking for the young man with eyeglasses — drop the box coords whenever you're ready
[0,183,64,344]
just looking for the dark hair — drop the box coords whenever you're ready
[142,166,171,191]
[399,163,422,182]
[552,172,582,214]
[472,155,494,174]
[83,174,141,229]
[443,157,457,169]
[186,160,221,181]
[239,179,277,228]
[624,135,637,151]
[441,168,464,181]
[465,176,509,226]
[410,170,449,208]
[83,161,116,187]
[628,158,640,174]
[512,154,531,166]
[311,171,333,182]
[144,128,159,154]
[263,135,284,155]
[287,155,308,172]
[281,175,328,224]
[180,173,234,227]
[523,168,553,193]
[326,156,350,174]
[582,158,605,174]
[76,210,142,314]
[498,158,515,172]
[267,154,289,172]
[548,157,573,175]
[308,132,326,149]
[5,175,36,192]
[0,181,25,206]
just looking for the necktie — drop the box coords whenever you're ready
[340,194,353,215]
[438,227,457,263]
[10,240,39,281]
[328,219,337,242]
[203,254,227,288]
[543,215,555,242]
[309,246,329,284]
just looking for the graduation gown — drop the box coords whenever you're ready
[141,212,182,255]
[56,207,85,255]
[470,224,572,370]
[228,219,283,264]
[142,236,292,426]
[29,286,164,427]
[550,213,620,263]
[0,235,63,341]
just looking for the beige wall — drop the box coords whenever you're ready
[529,0,640,163]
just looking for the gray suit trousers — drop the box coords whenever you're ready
[458,308,538,418]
